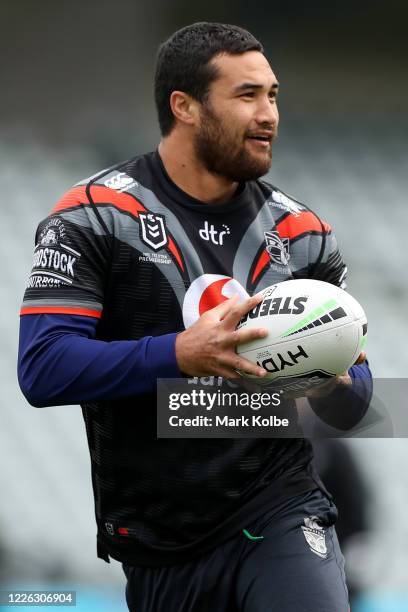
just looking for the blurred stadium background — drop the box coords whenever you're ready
[1,1,407,610]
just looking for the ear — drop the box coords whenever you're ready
[169,91,200,127]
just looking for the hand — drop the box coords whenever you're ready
[175,294,269,379]
[304,351,367,398]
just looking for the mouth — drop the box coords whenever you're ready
[246,134,273,148]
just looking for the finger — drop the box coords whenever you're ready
[224,326,269,347]
[222,292,265,329]
[209,294,241,320]
[354,351,366,365]
[223,354,267,378]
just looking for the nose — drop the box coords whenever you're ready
[255,96,279,129]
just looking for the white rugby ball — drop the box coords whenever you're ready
[237,279,367,382]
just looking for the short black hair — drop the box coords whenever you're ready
[154,22,264,136]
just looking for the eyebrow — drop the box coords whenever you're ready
[233,82,279,93]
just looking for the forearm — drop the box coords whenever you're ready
[18,314,181,407]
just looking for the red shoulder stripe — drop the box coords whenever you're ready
[89,185,147,216]
[52,186,88,213]
[276,211,331,239]
[52,185,147,217]
[20,306,102,318]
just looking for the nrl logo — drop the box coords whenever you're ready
[264,231,290,266]
[139,212,168,251]
[301,515,327,559]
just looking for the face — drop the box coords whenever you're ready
[194,51,279,182]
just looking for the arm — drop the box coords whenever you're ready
[18,295,270,408]
[18,314,180,407]
[18,186,179,407]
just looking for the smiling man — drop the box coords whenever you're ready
[160,49,279,192]
[18,22,371,611]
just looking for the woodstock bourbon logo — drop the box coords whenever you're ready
[139,212,168,251]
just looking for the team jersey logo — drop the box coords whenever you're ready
[29,218,81,288]
[40,229,58,245]
[182,274,248,328]
[198,221,230,246]
[39,218,67,246]
[104,172,138,193]
[139,212,168,251]
[264,231,290,266]
[269,190,303,217]
[28,242,81,288]
[301,516,328,559]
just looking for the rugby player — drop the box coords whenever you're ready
[18,22,372,611]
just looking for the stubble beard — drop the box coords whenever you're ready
[194,103,273,183]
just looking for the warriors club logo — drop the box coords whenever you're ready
[301,516,328,559]
[182,274,249,329]
[264,231,290,266]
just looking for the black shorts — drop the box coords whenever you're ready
[122,488,349,612]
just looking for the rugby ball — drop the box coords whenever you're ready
[236,279,367,383]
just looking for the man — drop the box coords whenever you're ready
[18,22,371,611]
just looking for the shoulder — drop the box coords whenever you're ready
[257,178,332,237]
[256,179,346,283]
[46,154,154,239]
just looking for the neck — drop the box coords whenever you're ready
[158,133,239,204]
